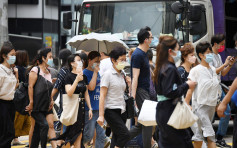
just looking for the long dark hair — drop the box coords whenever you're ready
[27,48,51,74]
[16,50,29,67]
[66,54,78,71]
[153,36,178,84]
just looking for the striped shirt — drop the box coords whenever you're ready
[54,66,70,96]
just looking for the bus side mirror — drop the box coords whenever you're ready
[189,4,204,21]
[190,21,203,35]
[63,12,72,29]
[171,1,184,14]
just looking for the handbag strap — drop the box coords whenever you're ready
[122,71,129,95]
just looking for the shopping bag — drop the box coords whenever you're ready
[52,107,59,121]
[138,100,158,126]
[60,94,80,126]
[167,101,198,129]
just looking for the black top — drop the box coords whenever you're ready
[177,66,189,84]
[64,72,88,98]
[16,66,26,83]
[155,62,189,99]
[177,66,189,97]
[131,48,150,92]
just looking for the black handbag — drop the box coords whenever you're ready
[13,82,29,115]
[123,73,136,119]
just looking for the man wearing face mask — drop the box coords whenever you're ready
[129,26,153,148]
[187,42,221,148]
[210,34,235,148]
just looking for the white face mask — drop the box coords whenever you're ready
[76,61,83,70]
[188,55,196,64]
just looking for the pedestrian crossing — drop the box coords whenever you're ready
[11,140,52,148]
[11,136,233,148]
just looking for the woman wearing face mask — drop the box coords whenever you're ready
[82,51,107,148]
[153,36,196,148]
[177,43,197,97]
[0,41,18,148]
[52,54,93,148]
[25,48,55,148]
[97,46,130,148]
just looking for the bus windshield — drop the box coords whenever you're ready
[79,1,187,46]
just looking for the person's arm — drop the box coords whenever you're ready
[162,67,190,99]
[13,67,19,89]
[218,78,237,117]
[97,86,108,126]
[85,87,93,120]
[65,73,83,97]
[221,56,236,76]
[131,68,140,99]
[25,70,38,112]
[215,56,231,76]
[184,87,194,105]
[88,66,99,91]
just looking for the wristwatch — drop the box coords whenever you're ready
[89,108,93,111]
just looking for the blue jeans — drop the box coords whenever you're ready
[83,110,105,148]
[216,91,231,136]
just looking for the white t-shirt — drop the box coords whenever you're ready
[100,67,126,113]
[0,64,17,101]
[209,53,223,82]
[99,58,113,77]
[188,64,221,107]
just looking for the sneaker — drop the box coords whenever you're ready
[104,136,111,148]
[11,139,25,146]
[216,139,231,148]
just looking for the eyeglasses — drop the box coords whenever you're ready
[148,36,154,39]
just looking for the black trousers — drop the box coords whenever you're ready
[156,99,193,148]
[31,111,49,148]
[104,109,130,148]
[129,88,153,148]
[0,100,15,148]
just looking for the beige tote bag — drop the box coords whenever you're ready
[60,94,80,126]
[52,107,59,121]
[167,101,198,129]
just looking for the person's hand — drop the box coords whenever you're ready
[49,100,54,111]
[52,78,57,84]
[94,64,100,73]
[97,116,104,126]
[125,76,131,87]
[224,56,232,66]
[76,72,83,83]
[25,102,33,113]
[186,80,197,90]
[217,102,227,118]
[88,110,93,120]
[228,56,236,66]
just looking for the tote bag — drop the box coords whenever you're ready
[138,100,158,126]
[52,107,59,121]
[167,101,198,129]
[60,94,80,126]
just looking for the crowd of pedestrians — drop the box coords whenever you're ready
[0,28,237,148]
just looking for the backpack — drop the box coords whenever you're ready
[13,67,40,115]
